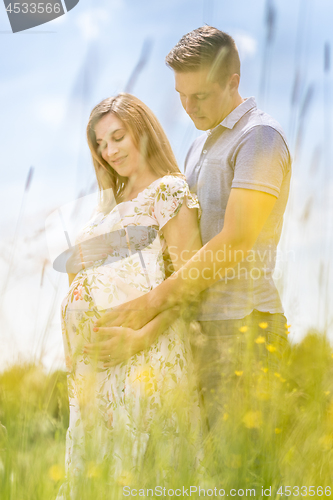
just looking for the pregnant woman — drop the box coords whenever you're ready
[56,93,202,498]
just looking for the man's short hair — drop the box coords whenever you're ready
[165,26,240,87]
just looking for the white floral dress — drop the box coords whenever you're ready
[57,175,202,495]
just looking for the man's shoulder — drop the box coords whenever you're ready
[240,106,289,146]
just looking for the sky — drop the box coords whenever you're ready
[0,0,332,371]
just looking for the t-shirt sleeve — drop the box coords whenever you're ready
[153,176,201,230]
[231,125,291,198]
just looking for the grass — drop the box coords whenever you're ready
[1,330,333,499]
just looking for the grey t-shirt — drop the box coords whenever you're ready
[185,97,292,321]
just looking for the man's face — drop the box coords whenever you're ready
[174,66,233,131]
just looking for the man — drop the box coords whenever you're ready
[83,26,292,430]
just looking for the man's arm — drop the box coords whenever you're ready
[85,201,202,362]
[154,187,277,307]
[95,188,277,330]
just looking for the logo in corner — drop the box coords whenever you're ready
[3,0,80,33]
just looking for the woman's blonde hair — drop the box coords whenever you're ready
[86,93,183,207]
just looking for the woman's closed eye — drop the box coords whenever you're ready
[114,135,125,142]
[97,135,124,152]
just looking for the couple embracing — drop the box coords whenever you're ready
[57,25,291,496]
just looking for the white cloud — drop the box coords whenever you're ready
[233,32,257,60]
[35,96,66,126]
[76,9,110,41]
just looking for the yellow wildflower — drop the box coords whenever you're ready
[223,413,229,421]
[261,367,269,373]
[266,345,276,353]
[229,454,242,469]
[117,470,133,486]
[239,326,248,333]
[285,323,291,329]
[283,446,295,464]
[132,369,150,383]
[87,462,101,478]
[259,322,268,329]
[319,434,333,451]
[235,370,243,376]
[325,391,330,396]
[129,367,156,395]
[242,410,262,429]
[275,428,282,434]
[48,465,64,482]
[255,336,266,344]
[256,381,270,401]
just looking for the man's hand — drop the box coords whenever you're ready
[85,307,179,366]
[83,326,146,367]
[94,289,163,331]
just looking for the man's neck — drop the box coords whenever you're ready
[226,93,245,118]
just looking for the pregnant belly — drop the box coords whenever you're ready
[60,267,145,379]
[63,257,155,315]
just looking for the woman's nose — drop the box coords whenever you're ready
[106,141,119,157]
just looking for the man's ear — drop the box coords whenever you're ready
[229,73,240,93]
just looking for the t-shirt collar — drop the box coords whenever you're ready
[208,97,257,134]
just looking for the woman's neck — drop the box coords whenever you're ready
[121,171,160,202]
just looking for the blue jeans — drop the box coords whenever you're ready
[191,309,289,432]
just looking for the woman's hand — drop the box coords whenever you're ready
[83,326,147,367]
[85,307,180,366]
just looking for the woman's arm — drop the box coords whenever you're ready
[161,202,202,272]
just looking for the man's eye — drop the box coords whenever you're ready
[114,136,124,142]
[196,95,207,100]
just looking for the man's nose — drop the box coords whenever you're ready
[184,97,198,115]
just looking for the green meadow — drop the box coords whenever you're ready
[1,330,333,499]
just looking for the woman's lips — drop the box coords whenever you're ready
[112,156,127,166]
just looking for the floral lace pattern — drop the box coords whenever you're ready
[57,176,202,497]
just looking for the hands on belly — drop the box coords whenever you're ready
[83,325,146,367]
[96,292,159,330]
[83,291,164,366]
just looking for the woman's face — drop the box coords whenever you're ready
[94,113,143,178]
